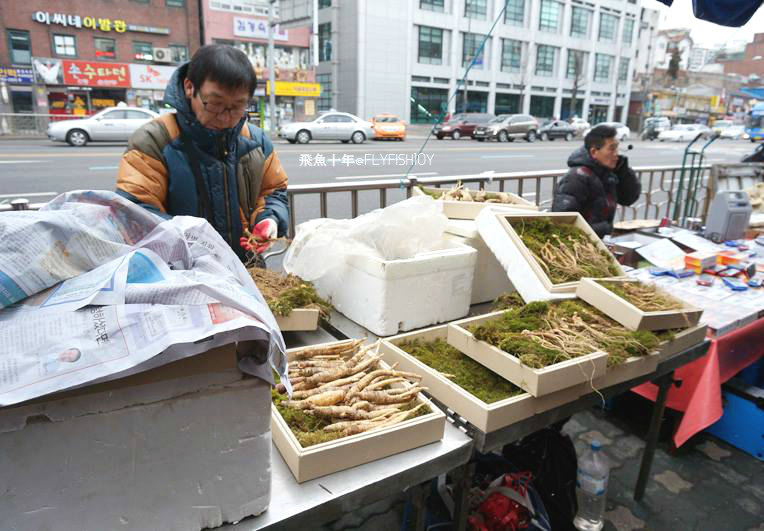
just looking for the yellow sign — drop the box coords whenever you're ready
[266,81,321,98]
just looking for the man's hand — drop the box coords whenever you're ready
[240,218,278,254]
[615,155,629,172]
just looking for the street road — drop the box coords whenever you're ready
[0,135,757,226]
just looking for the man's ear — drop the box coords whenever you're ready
[183,78,194,99]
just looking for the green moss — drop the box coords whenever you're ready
[268,283,333,321]
[492,292,526,312]
[398,338,523,403]
[418,186,444,199]
[599,281,684,312]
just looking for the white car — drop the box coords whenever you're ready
[658,124,711,142]
[583,122,631,141]
[47,106,158,146]
[569,117,590,136]
[279,112,374,144]
[719,125,749,140]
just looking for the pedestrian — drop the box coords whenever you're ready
[116,44,288,262]
[552,124,641,237]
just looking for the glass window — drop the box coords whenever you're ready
[594,53,613,82]
[598,13,617,42]
[319,23,332,62]
[504,0,524,26]
[94,37,116,60]
[501,39,523,73]
[101,110,127,119]
[618,58,629,81]
[166,0,185,6]
[462,33,486,69]
[8,30,31,64]
[570,7,591,38]
[411,86,448,123]
[319,0,332,7]
[530,95,555,119]
[465,0,487,19]
[420,0,445,11]
[495,93,520,115]
[535,44,557,76]
[317,73,332,111]
[126,110,153,119]
[133,41,153,62]
[418,26,443,65]
[53,34,77,58]
[538,0,560,33]
[170,44,188,63]
[566,50,587,78]
[622,18,635,45]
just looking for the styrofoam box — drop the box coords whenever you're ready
[315,240,477,336]
[444,219,514,305]
[0,345,271,531]
[276,307,320,331]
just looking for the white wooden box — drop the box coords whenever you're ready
[447,312,609,397]
[272,342,446,483]
[576,278,703,331]
[652,324,708,364]
[412,185,537,220]
[275,308,320,331]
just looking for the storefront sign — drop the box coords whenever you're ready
[62,60,130,88]
[233,17,288,41]
[126,24,170,35]
[0,67,34,84]
[129,64,177,90]
[266,81,321,98]
[590,96,611,105]
[33,11,169,35]
[32,57,64,85]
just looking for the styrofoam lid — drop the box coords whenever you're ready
[446,219,479,239]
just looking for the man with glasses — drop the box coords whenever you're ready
[116,44,288,261]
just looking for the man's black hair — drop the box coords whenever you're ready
[186,44,257,97]
[584,124,617,151]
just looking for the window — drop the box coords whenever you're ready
[411,86,448,123]
[504,0,524,26]
[530,95,555,119]
[566,50,587,78]
[535,44,557,76]
[538,0,560,33]
[319,0,331,7]
[594,53,613,82]
[52,34,77,57]
[101,110,127,120]
[8,30,31,64]
[570,7,591,38]
[462,33,486,69]
[170,44,188,63]
[94,37,116,60]
[317,73,332,111]
[418,26,443,65]
[465,0,487,19]
[126,110,153,119]
[319,23,332,62]
[622,18,634,45]
[133,41,153,62]
[618,58,629,81]
[166,0,185,6]
[495,93,520,115]
[598,13,617,42]
[420,0,445,11]
[501,39,523,73]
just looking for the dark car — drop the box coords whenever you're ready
[472,114,540,142]
[538,120,577,141]
[434,112,495,139]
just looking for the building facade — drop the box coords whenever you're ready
[688,46,717,72]
[653,28,692,71]
[633,7,659,76]
[0,0,201,117]
[717,32,764,80]
[316,0,639,125]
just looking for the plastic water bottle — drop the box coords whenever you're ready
[573,441,610,531]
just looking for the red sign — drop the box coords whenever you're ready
[62,60,130,88]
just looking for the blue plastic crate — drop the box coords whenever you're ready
[705,378,764,461]
[739,357,764,388]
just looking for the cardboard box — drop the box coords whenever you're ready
[447,312,609,397]
[412,185,537,220]
[576,278,703,331]
[0,345,272,531]
[272,341,446,483]
[275,308,320,331]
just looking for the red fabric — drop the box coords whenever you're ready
[632,317,764,447]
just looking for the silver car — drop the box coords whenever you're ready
[47,106,159,146]
[279,112,374,144]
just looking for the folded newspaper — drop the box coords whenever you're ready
[0,190,288,406]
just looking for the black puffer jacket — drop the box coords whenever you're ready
[551,146,641,237]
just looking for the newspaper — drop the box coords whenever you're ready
[0,191,288,406]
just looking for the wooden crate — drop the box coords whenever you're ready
[275,308,320,332]
[447,312,609,397]
[576,278,703,331]
[652,324,708,364]
[494,211,625,294]
[412,186,537,220]
[272,341,446,483]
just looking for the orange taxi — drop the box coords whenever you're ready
[371,113,406,141]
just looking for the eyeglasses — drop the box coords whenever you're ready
[197,92,250,118]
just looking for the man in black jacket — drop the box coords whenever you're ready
[552,124,641,237]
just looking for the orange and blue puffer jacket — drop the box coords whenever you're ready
[116,63,288,261]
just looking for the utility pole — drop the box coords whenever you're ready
[610,16,624,122]
[268,0,277,136]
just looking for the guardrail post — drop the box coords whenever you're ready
[10,198,29,211]
[407,177,418,198]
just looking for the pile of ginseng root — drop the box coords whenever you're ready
[275,339,429,443]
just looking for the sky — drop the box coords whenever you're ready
[654,0,764,49]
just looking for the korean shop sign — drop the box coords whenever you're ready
[0,67,34,84]
[62,60,130,88]
[33,11,169,35]
[233,17,288,41]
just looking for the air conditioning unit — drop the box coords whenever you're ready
[153,47,173,63]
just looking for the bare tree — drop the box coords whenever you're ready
[668,48,681,80]
[569,50,586,118]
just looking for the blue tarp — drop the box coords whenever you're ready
[655,0,763,27]
[741,88,764,101]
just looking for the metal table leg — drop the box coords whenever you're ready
[634,371,675,501]
[452,462,475,531]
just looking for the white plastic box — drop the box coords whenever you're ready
[444,219,514,305]
[0,345,272,531]
[314,240,477,336]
